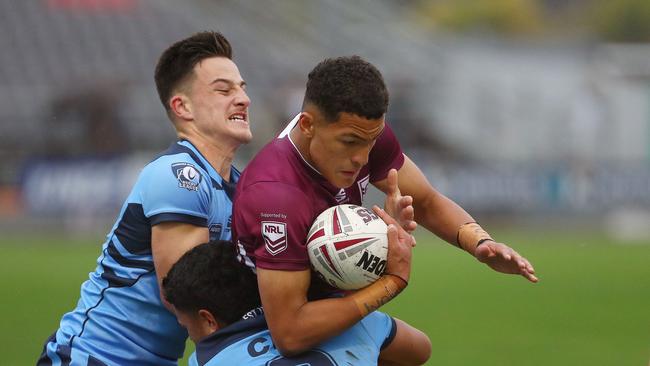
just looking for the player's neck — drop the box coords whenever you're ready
[289,127,315,167]
[180,134,236,182]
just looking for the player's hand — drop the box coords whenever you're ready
[373,205,414,282]
[474,241,538,283]
[383,169,418,236]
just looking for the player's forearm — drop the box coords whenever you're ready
[415,192,473,244]
[267,275,407,356]
[267,295,361,356]
[416,194,497,256]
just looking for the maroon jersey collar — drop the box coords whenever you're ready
[284,134,341,195]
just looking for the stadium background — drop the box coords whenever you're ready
[0,0,648,365]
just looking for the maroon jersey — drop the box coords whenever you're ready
[233,116,404,297]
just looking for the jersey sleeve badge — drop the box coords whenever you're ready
[171,162,202,191]
[261,221,288,255]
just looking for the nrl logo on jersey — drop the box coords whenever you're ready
[357,174,370,199]
[261,221,287,256]
[335,189,348,203]
[171,162,202,191]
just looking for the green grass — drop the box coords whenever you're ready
[2,231,649,366]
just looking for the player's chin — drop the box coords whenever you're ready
[333,175,356,189]
[233,129,253,144]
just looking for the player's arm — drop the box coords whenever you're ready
[152,222,209,309]
[374,157,537,282]
[259,208,412,356]
[140,158,214,302]
[378,318,432,366]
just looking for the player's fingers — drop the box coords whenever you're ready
[521,258,535,274]
[387,224,399,245]
[386,169,400,195]
[399,205,415,222]
[405,221,418,232]
[522,270,539,283]
[510,251,532,274]
[373,205,398,226]
[399,195,413,208]
[398,200,414,218]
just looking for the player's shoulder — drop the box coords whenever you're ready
[141,142,209,180]
[239,138,301,186]
[236,180,310,210]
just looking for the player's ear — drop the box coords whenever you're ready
[298,112,316,138]
[170,94,193,121]
[198,309,221,333]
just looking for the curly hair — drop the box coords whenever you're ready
[304,55,389,122]
[162,240,260,325]
[154,31,233,113]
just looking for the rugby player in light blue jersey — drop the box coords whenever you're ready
[37,31,252,366]
[162,239,431,366]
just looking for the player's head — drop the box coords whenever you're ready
[296,56,389,188]
[154,31,251,145]
[162,240,260,342]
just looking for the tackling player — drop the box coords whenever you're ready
[37,31,251,365]
[232,55,538,356]
[163,232,430,365]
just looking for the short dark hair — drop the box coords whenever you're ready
[303,55,389,122]
[162,240,260,326]
[155,31,233,113]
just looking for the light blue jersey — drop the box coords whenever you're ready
[189,309,396,366]
[38,140,239,366]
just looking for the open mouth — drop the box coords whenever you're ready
[228,112,248,124]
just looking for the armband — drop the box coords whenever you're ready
[351,275,407,317]
[456,222,494,253]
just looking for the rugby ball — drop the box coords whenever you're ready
[307,204,388,290]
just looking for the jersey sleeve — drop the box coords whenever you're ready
[235,181,314,271]
[139,157,211,227]
[360,311,398,350]
[368,123,405,183]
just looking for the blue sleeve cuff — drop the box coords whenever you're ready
[149,213,208,227]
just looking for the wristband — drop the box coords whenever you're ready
[383,272,409,287]
[350,275,406,317]
[456,222,494,253]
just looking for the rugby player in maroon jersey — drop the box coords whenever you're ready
[233,56,536,363]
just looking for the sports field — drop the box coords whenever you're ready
[2,229,648,366]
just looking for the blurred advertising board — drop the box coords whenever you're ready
[426,163,650,213]
[18,157,650,217]
[20,155,148,216]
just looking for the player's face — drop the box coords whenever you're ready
[174,308,210,343]
[188,57,252,146]
[309,112,385,188]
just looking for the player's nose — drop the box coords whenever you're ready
[234,89,251,108]
[350,147,371,167]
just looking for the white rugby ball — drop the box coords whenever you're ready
[307,204,388,290]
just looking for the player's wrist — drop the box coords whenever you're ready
[456,222,494,255]
[350,275,406,317]
[383,272,409,287]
